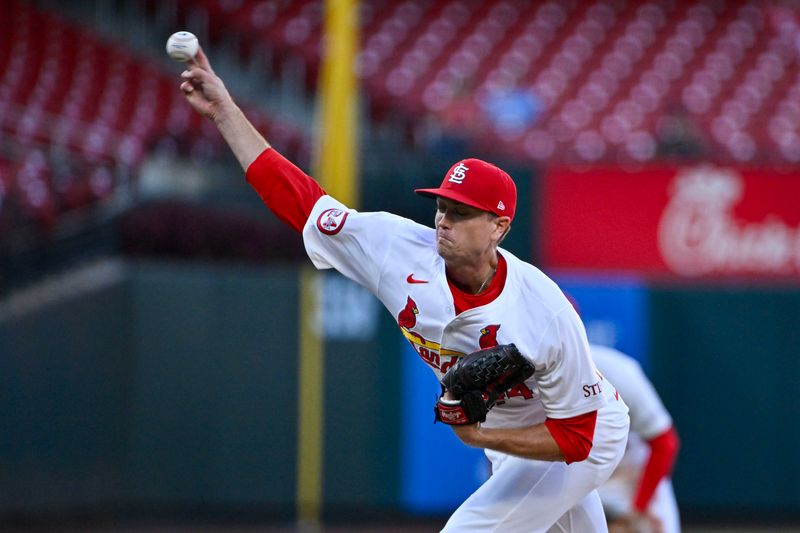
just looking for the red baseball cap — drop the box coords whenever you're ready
[415,158,517,221]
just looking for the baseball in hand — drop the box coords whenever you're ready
[166,31,199,62]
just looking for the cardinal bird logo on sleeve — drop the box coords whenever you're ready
[479,324,500,348]
[397,296,419,329]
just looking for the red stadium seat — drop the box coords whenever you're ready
[4,0,798,220]
[0,0,296,232]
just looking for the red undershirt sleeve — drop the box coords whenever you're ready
[544,410,598,464]
[633,425,680,512]
[245,147,326,232]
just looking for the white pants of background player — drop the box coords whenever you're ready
[600,475,680,533]
[649,480,680,533]
[599,431,681,533]
[441,409,629,533]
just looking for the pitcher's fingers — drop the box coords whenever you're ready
[190,46,213,73]
[183,65,215,85]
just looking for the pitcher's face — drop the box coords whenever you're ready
[434,198,506,264]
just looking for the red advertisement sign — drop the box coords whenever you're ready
[542,165,800,278]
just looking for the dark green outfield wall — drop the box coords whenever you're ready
[1,279,134,509]
[0,261,399,516]
[324,334,402,511]
[4,261,800,518]
[649,287,800,515]
[124,263,300,508]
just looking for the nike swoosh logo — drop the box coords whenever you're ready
[406,274,428,284]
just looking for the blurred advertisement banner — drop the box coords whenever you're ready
[543,165,800,278]
[550,275,649,370]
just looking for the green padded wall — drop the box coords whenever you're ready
[1,261,404,518]
[649,287,800,514]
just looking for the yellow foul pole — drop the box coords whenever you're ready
[315,0,360,205]
[297,267,323,526]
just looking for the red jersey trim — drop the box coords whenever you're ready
[544,410,598,464]
[245,148,326,232]
[633,425,680,512]
[448,254,508,315]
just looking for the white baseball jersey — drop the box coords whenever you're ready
[303,195,630,531]
[592,344,680,533]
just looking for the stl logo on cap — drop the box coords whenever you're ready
[448,163,469,184]
[415,158,517,220]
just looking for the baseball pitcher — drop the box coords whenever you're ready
[179,46,630,533]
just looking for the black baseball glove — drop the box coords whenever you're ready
[434,343,535,425]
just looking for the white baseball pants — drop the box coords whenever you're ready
[441,409,629,532]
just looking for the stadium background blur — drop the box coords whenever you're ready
[2,0,799,531]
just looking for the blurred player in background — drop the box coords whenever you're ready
[564,295,680,532]
[592,344,681,533]
[178,46,630,532]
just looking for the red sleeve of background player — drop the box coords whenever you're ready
[633,425,680,512]
[544,410,597,464]
[245,148,326,232]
